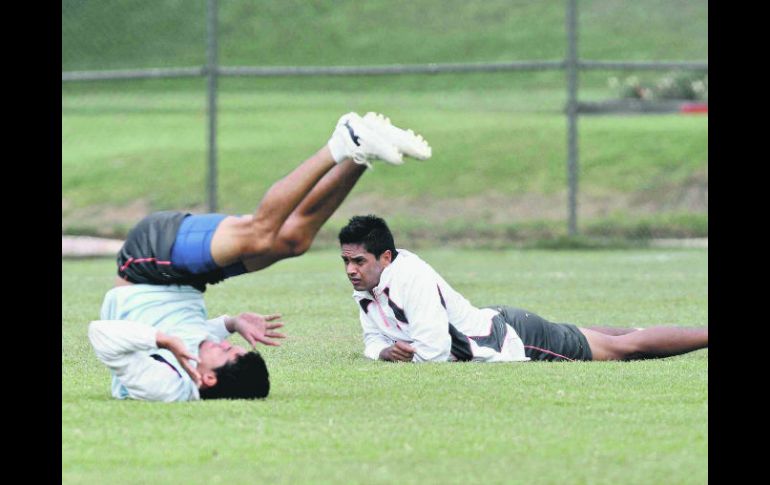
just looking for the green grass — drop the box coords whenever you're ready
[62,0,707,85]
[65,89,698,205]
[62,248,707,484]
[62,87,708,238]
[61,0,706,96]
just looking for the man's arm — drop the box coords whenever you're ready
[88,320,200,401]
[398,271,453,362]
[360,311,395,360]
[360,302,417,362]
[204,315,233,341]
[361,271,452,362]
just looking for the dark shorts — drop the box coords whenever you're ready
[117,211,246,291]
[490,306,592,361]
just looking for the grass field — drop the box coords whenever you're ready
[62,87,708,241]
[62,248,708,484]
[62,2,708,482]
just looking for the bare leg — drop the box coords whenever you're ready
[585,326,642,336]
[243,157,367,271]
[209,146,338,266]
[580,326,708,361]
[206,111,427,270]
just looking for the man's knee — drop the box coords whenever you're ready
[276,232,312,257]
[275,220,314,257]
[581,328,638,361]
[604,337,642,361]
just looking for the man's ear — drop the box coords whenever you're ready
[380,249,393,266]
[199,370,218,389]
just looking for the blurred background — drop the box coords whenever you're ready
[62,0,707,249]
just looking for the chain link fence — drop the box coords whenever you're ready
[62,0,707,246]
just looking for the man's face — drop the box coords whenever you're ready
[341,243,391,292]
[197,339,247,372]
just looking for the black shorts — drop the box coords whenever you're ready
[490,306,592,361]
[116,211,230,292]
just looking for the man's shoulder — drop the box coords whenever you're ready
[391,249,436,278]
[386,250,441,294]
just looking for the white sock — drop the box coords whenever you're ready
[327,131,348,163]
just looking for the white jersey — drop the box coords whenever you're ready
[88,284,232,402]
[352,249,529,363]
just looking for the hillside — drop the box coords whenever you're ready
[62,0,708,243]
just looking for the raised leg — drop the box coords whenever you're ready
[242,155,368,271]
[207,111,430,271]
[209,146,338,267]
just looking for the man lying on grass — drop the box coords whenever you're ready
[88,112,432,401]
[338,215,708,363]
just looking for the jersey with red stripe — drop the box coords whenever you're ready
[352,249,529,363]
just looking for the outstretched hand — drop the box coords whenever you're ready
[156,332,202,387]
[229,312,286,348]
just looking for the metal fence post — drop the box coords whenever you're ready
[206,0,219,212]
[566,0,579,236]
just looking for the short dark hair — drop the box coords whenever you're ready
[338,215,397,258]
[199,351,270,400]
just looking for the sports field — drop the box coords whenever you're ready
[62,248,707,484]
[62,1,707,482]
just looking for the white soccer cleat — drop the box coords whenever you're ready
[362,112,432,160]
[327,112,404,167]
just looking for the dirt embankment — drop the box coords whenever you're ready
[62,172,707,244]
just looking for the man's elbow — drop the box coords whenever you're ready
[87,321,119,362]
[87,321,105,345]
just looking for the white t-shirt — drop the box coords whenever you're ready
[352,249,528,363]
[88,284,231,402]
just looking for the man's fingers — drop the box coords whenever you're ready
[266,322,284,330]
[256,337,281,347]
[252,333,281,346]
[383,344,415,362]
[391,349,412,361]
[264,314,282,321]
[265,331,286,339]
[396,341,417,353]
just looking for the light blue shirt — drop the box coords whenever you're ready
[93,284,230,401]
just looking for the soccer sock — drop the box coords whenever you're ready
[327,127,349,164]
